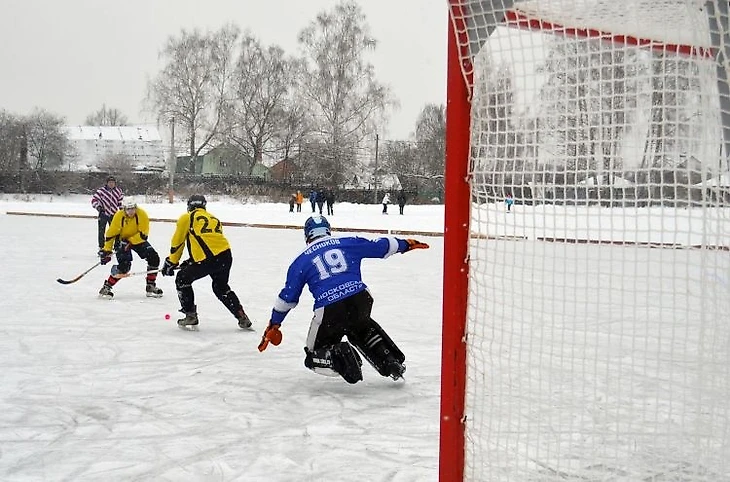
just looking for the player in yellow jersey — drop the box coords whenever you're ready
[161,194,252,330]
[97,198,163,299]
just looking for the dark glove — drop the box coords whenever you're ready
[118,240,132,252]
[161,257,178,276]
[404,239,429,252]
[96,206,104,215]
[98,250,112,265]
[257,322,283,352]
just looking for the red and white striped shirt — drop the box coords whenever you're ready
[91,185,124,217]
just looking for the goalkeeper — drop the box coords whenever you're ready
[258,215,429,384]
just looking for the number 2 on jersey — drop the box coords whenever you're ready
[196,215,222,234]
[312,248,348,279]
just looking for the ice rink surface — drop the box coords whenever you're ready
[0,196,444,482]
[4,195,727,481]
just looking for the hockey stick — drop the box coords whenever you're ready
[112,269,161,279]
[57,261,102,285]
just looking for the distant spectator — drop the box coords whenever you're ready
[381,192,391,215]
[505,192,514,212]
[91,176,123,250]
[289,193,297,213]
[325,189,335,215]
[316,189,326,215]
[396,189,407,215]
[296,191,304,213]
[309,189,317,213]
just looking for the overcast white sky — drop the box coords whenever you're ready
[0,0,447,140]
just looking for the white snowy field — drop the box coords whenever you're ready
[0,195,444,482]
[1,193,729,481]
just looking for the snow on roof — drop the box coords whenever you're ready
[64,125,162,142]
[694,172,730,188]
[578,175,634,187]
[63,124,166,171]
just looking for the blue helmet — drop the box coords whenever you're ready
[304,215,331,243]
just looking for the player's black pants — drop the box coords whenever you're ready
[115,241,160,274]
[175,249,242,316]
[307,290,375,350]
[97,214,111,249]
[108,241,160,286]
[307,290,404,375]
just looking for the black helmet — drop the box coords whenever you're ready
[187,194,207,212]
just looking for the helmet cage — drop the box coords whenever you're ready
[304,215,331,242]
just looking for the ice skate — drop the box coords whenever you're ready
[236,309,253,330]
[387,361,406,381]
[145,282,163,298]
[177,312,199,330]
[98,281,114,299]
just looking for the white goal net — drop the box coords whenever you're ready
[446,0,730,480]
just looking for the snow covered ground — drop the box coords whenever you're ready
[2,193,728,481]
[0,194,444,481]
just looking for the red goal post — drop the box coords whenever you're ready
[441,1,730,481]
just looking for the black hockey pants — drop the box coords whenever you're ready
[310,290,404,376]
[175,249,242,316]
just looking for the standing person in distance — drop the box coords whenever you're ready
[98,198,163,299]
[161,194,252,331]
[308,189,318,213]
[396,189,407,215]
[325,188,335,215]
[315,189,326,215]
[295,190,304,213]
[381,192,391,214]
[505,192,514,213]
[91,176,123,251]
[257,215,430,384]
[288,193,297,213]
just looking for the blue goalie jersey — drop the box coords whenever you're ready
[270,235,407,324]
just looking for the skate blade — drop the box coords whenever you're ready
[177,324,199,331]
[146,292,163,298]
[98,294,113,300]
[238,324,255,332]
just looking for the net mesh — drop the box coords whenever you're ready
[449,0,730,480]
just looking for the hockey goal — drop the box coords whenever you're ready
[441,1,730,481]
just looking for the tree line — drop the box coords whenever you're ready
[0,0,446,196]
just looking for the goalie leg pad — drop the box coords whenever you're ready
[304,342,363,384]
[349,319,405,379]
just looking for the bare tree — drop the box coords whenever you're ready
[538,38,639,179]
[414,103,446,177]
[380,104,445,195]
[274,90,312,162]
[0,110,26,174]
[85,104,129,126]
[146,24,240,172]
[222,34,300,168]
[25,108,68,171]
[297,0,396,186]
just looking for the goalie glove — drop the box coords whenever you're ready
[257,322,283,352]
[403,239,429,252]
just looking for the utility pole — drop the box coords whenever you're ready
[373,133,379,204]
[168,116,175,203]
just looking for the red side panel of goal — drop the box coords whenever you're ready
[440,6,472,482]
